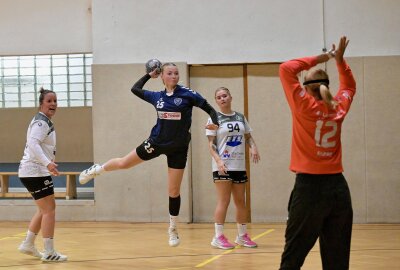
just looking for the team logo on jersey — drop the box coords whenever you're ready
[174,98,182,106]
[226,135,243,147]
[223,150,230,158]
[156,98,164,109]
[158,111,181,120]
[236,115,243,121]
[342,91,352,100]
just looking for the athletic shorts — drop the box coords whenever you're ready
[136,139,189,169]
[212,171,248,184]
[19,176,54,200]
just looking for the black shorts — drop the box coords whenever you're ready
[136,139,189,169]
[213,171,248,184]
[19,176,54,200]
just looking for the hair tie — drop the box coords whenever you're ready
[303,79,330,86]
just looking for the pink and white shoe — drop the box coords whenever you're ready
[235,233,257,248]
[211,234,235,250]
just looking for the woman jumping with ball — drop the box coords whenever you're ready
[79,61,219,247]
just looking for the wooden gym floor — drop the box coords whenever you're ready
[0,222,399,269]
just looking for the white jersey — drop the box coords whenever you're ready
[18,112,56,177]
[206,111,252,171]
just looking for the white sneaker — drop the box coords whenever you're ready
[79,164,102,184]
[168,227,180,247]
[41,250,68,262]
[18,242,43,258]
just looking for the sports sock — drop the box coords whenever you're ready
[169,195,181,216]
[215,223,224,237]
[169,215,178,228]
[237,223,247,236]
[24,230,37,245]
[43,238,54,253]
[98,164,106,173]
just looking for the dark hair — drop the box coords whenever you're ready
[39,87,55,105]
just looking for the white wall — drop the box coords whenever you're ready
[92,0,400,64]
[324,0,400,57]
[1,0,399,60]
[92,0,322,64]
[0,0,92,55]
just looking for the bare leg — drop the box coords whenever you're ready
[231,183,247,223]
[103,149,144,171]
[167,168,185,247]
[28,209,42,234]
[214,181,232,224]
[34,195,56,238]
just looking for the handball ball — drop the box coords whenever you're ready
[145,59,162,74]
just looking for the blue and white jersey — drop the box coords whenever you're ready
[142,85,207,147]
[206,111,252,171]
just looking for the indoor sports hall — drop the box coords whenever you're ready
[0,1,399,269]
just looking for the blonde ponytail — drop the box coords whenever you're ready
[320,84,337,109]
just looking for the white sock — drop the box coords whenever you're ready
[43,238,54,253]
[98,164,106,173]
[215,223,224,238]
[169,215,178,228]
[24,230,37,245]
[237,223,247,236]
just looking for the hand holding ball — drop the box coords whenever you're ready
[146,59,162,74]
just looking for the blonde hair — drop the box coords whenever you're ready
[161,62,177,73]
[305,69,337,109]
[214,87,231,98]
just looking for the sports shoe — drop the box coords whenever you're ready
[211,234,235,249]
[168,227,180,247]
[79,164,102,184]
[18,242,43,258]
[41,250,67,262]
[235,233,257,248]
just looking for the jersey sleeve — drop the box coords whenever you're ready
[335,60,356,113]
[279,56,319,114]
[243,116,253,134]
[27,121,51,166]
[142,90,161,105]
[30,120,50,142]
[188,88,207,107]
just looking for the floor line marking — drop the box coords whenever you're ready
[195,229,274,268]
[0,232,26,241]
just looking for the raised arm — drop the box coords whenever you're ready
[335,36,356,93]
[130,74,151,99]
[131,69,160,99]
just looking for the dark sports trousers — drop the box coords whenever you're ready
[280,173,353,270]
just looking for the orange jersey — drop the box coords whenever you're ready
[279,56,356,174]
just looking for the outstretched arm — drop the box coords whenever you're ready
[199,101,219,128]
